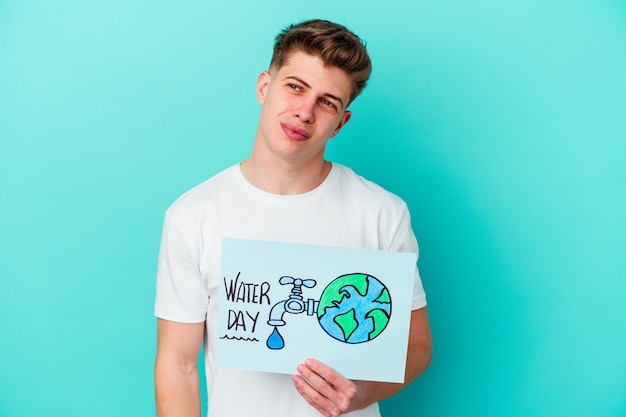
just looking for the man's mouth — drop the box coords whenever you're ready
[281,123,311,141]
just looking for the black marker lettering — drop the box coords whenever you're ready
[246,310,259,333]
[260,282,271,305]
[223,272,241,302]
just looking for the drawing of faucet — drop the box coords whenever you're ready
[266,276,319,350]
[267,276,319,326]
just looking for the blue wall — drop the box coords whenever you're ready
[1,1,624,416]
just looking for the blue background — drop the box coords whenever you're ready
[1,0,624,416]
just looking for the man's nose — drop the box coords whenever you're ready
[293,98,315,123]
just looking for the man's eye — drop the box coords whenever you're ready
[288,84,300,90]
[321,99,336,109]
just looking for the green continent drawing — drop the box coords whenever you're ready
[317,273,391,344]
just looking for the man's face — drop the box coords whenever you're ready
[254,51,353,165]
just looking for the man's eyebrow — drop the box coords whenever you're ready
[283,76,346,109]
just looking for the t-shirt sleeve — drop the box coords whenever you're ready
[154,210,209,323]
[388,204,427,310]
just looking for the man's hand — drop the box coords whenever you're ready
[292,358,367,417]
[292,308,432,416]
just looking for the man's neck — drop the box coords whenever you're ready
[239,155,332,195]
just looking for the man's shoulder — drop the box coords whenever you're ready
[165,164,238,216]
[333,164,407,209]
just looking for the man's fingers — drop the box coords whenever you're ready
[296,362,338,399]
[293,359,358,415]
[302,359,356,398]
[292,374,341,417]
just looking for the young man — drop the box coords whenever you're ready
[154,19,432,417]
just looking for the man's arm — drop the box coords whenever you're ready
[154,318,205,417]
[292,307,432,417]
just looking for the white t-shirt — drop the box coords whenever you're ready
[155,163,427,417]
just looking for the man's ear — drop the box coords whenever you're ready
[256,71,271,104]
[331,110,352,137]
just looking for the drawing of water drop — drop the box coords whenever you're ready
[266,326,285,350]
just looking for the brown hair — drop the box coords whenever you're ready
[270,19,372,105]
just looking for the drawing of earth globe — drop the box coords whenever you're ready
[317,273,391,344]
